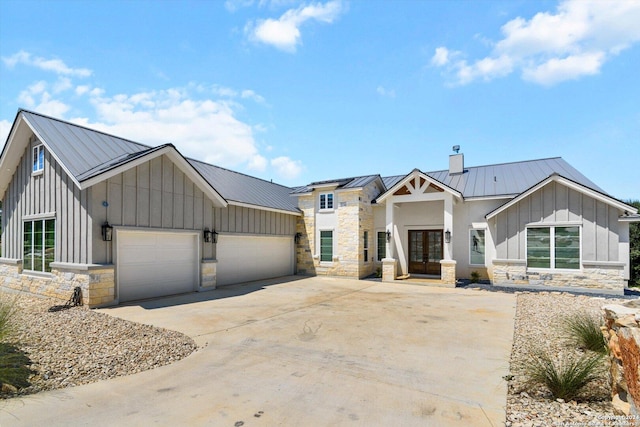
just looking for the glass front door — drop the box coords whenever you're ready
[408,230,443,275]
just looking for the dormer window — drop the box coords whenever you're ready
[32,144,44,174]
[319,192,334,210]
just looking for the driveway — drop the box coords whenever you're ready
[0,276,516,426]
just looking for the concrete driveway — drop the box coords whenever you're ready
[0,276,516,427]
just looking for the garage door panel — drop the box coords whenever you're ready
[216,235,293,286]
[118,231,198,302]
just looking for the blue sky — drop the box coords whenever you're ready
[1,0,638,200]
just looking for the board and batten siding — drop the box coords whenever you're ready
[494,181,620,262]
[91,154,296,264]
[1,138,92,264]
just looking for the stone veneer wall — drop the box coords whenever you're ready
[0,259,115,307]
[603,302,640,420]
[296,194,316,276]
[492,259,625,295]
[200,259,217,289]
[440,260,457,285]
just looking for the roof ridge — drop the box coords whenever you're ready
[425,156,564,175]
[19,108,152,150]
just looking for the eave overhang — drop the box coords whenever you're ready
[485,174,638,220]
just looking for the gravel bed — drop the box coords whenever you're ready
[2,294,197,397]
[505,291,627,427]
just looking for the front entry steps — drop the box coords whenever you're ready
[392,274,456,289]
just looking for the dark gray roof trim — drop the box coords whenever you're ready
[292,174,381,195]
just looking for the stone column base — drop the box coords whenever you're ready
[440,260,457,285]
[200,259,217,290]
[382,258,397,282]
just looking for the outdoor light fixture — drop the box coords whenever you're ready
[294,232,302,244]
[386,230,391,242]
[212,229,218,244]
[445,229,451,243]
[101,222,113,242]
[203,228,212,243]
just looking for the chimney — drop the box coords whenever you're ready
[449,145,464,175]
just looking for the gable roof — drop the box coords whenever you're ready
[0,109,300,214]
[485,173,638,219]
[376,168,462,203]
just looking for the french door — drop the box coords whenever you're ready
[408,230,443,275]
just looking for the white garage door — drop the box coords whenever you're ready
[117,231,198,302]
[216,235,294,286]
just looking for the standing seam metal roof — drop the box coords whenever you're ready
[17,110,300,214]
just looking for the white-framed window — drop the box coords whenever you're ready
[363,231,369,262]
[320,230,333,262]
[23,218,55,273]
[319,192,334,210]
[469,229,486,266]
[377,231,386,261]
[32,144,45,174]
[526,226,580,270]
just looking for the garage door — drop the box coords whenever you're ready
[216,235,294,286]
[117,231,198,302]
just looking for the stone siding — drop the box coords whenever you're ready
[440,260,457,285]
[492,259,625,295]
[0,259,115,307]
[603,302,640,420]
[200,259,217,289]
[295,194,316,276]
[382,258,397,282]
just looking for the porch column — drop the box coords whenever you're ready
[444,195,453,260]
[382,201,398,282]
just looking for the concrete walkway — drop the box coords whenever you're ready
[0,276,516,426]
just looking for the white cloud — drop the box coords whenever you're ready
[2,50,92,77]
[246,0,343,52]
[0,120,12,145]
[270,156,302,179]
[53,77,73,94]
[432,0,640,86]
[241,89,266,104]
[376,86,396,98]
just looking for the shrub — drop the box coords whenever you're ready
[470,271,480,283]
[562,312,608,354]
[0,298,34,392]
[523,349,604,401]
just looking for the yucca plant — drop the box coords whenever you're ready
[523,349,604,401]
[562,312,608,354]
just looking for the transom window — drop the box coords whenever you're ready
[33,144,45,173]
[527,226,580,270]
[319,192,334,210]
[320,230,333,262]
[23,219,55,273]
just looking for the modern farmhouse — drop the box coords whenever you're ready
[0,110,637,306]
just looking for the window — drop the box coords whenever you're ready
[320,230,333,262]
[469,229,486,265]
[527,226,580,270]
[377,231,386,261]
[319,193,334,210]
[23,219,55,273]
[363,231,369,262]
[32,145,45,173]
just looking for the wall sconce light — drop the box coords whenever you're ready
[444,229,451,243]
[212,229,218,244]
[386,230,391,242]
[294,232,302,244]
[203,228,212,243]
[101,222,113,242]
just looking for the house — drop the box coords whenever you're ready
[0,110,637,306]
[292,152,639,296]
[0,110,300,306]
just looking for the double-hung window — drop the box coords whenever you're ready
[23,219,55,273]
[319,193,334,210]
[377,231,386,261]
[527,226,580,269]
[33,144,45,174]
[363,231,369,262]
[320,230,333,262]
